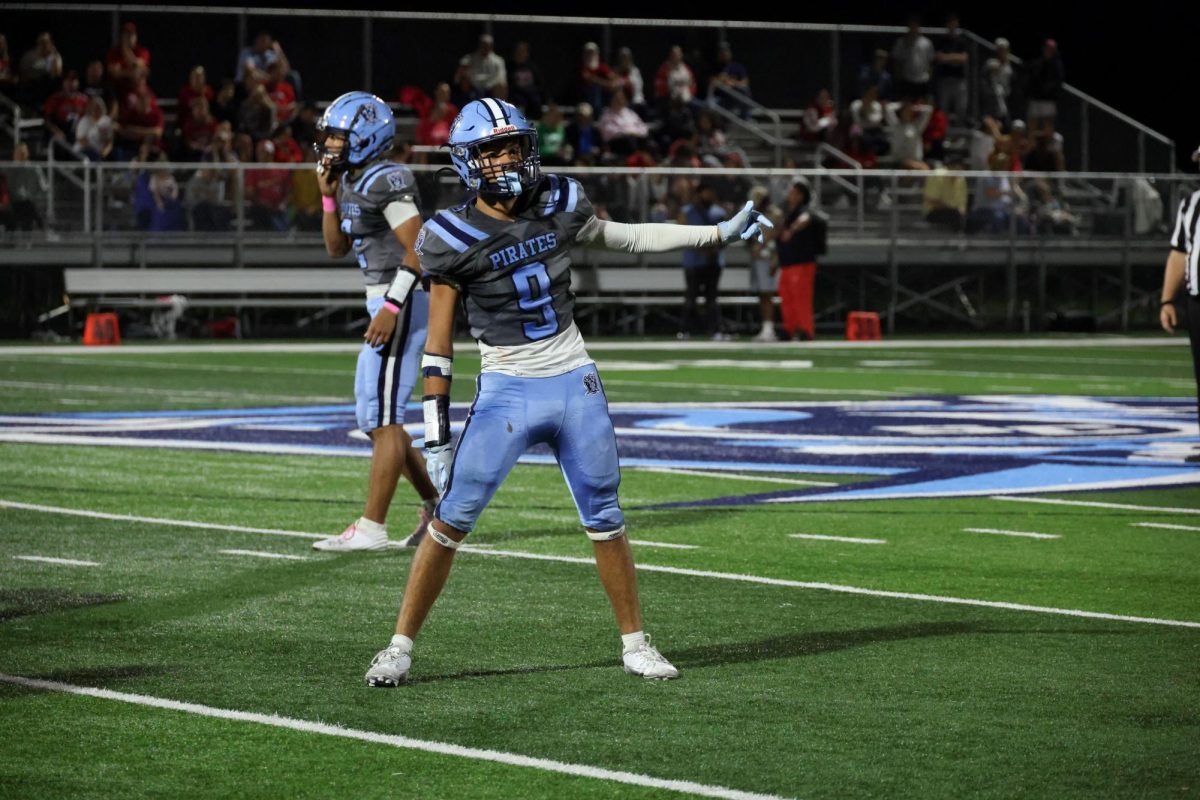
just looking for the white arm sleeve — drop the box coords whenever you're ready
[576,217,721,253]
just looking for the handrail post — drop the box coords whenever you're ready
[830,29,840,109]
[1080,103,1089,172]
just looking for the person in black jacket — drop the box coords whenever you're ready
[1025,39,1064,137]
[776,177,827,341]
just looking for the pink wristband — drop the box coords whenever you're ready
[382,300,401,314]
[322,196,338,214]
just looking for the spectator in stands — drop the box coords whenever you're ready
[799,88,837,143]
[922,158,967,231]
[694,110,728,163]
[178,66,212,129]
[211,78,238,126]
[598,89,648,156]
[655,46,697,109]
[658,95,696,153]
[179,97,218,160]
[291,103,319,149]
[677,182,729,341]
[185,165,230,232]
[890,17,935,100]
[232,131,254,163]
[1025,39,1064,136]
[579,42,616,115]
[776,177,825,342]
[74,95,114,160]
[18,32,62,107]
[106,22,149,94]
[935,13,969,126]
[265,60,296,124]
[43,70,88,142]
[506,41,544,119]
[449,59,480,109]
[78,60,114,118]
[416,82,457,149]
[271,124,303,164]
[205,120,235,164]
[115,76,164,155]
[0,35,15,101]
[613,47,647,118]
[1024,130,1066,173]
[922,100,949,163]
[239,82,277,142]
[130,141,161,229]
[289,145,322,232]
[969,151,1029,234]
[148,161,185,232]
[709,41,751,116]
[842,126,880,169]
[245,139,289,231]
[237,31,290,85]
[461,34,507,98]
[884,99,933,170]
[747,185,782,342]
[536,103,572,166]
[0,142,45,232]
[857,48,893,100]
[1029,178,1078,235]
[850,84,889,156]
[980,38,1013,125]
[566,102,599,163]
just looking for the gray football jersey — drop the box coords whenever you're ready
[337,160,421,286]
[416,175,594,346]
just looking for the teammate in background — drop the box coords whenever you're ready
[364,97,771,686]
[1159,145,1200,463]
[310,92,440,551]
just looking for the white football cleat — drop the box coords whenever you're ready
[622,636,679,680]
[398,503,434,548]
[752,327,778,343]
[312,521,388,552]
[365,646,411,687]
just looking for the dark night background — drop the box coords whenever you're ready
[4,1,1193,170]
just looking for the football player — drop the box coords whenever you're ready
[310,91,439,551]
[365,97,770,685]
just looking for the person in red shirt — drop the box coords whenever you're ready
[922,103,949,163]
[265,61,295,124]
[415,82,457,149]
[106,22,150,93]
[178,65,212,129]
[578,41,616,114]
[43,70,88,141]
[244,139,290,231]
[654,46,697,107]
[271,125,303,163]
[116,77,164,156]
[180,97,218,160]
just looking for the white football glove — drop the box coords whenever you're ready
[718,200,775,245]
[424,442,453,495]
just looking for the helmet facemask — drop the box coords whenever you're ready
[456,131,540,198]
[314,126,352,177]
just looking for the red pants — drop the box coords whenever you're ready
[778,262,816,339]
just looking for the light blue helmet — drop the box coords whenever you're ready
[315,91,395,175]
[448,98,540,197]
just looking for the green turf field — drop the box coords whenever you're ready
[1,339,1197,799]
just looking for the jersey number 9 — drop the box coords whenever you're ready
[511,262,558,341]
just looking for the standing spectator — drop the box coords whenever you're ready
[43,71,88,142]
[980,38,1013,125]
[851,84,889,155]
[245,139,290,231]
[74,95,114,160]
[115,76,164,155]
[180,97,218,160]
[265,61,296,124]
[677,182,729,340]
[655,46,697,108]
[747,185,783,342]
[857,48,893,100]
[922,160,968,231]
[211,78,238,126]
[709,41,751,115]
[776,178,825,342]
[884,99,934,170]
[239,82,277,142]
[460,34,506,97]
[536,103,572,166]
[597,90,648,156]
[613,47,646,118]
[81,60,115,117]
[148,162,185,232]
[1025,39,1064,136]
[578,42,615,115]
[0,142,45,232]
[506,41,544,119]
[0,35,15,100]
[178,66,212,129]
[799,88,837,143]
[1158,150,1200,462]
[935,13,969,126]
[106,22,150,94]
[18,32,62,107]
[415,82,457,148]
[237,31,288,84]
[890,17,935,100]
[565,103,599,163]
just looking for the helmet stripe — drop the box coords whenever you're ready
[481,97,505,126]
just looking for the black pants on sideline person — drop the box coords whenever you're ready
[1187,295,1200,429]
[681,264,721,336]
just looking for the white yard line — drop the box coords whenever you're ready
[992,496,1200,515]
[601,379,892,397]
[1132,522,1200,532]
[788,534,887,545]
[630,540,700,550]
[634,467,837,487]
[0,500,326,540]
[0,674,787,800]
[0,355,346,377]
[7,498,1198,629]
[218,549,310,561]
[0,380,344,404]
[12,555,100,567]
[963,528,1060,540]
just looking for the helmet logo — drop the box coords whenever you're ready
[358,103,377,124]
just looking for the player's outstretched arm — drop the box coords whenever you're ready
[421,281,459,494]
[577,201,773,253]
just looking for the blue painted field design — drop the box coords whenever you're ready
[1,395,1197,504]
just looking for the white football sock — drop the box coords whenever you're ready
[357,517,386,536]
[390,634,414,653]
[621,631,646,653]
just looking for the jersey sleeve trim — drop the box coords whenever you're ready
[425,212,486,254]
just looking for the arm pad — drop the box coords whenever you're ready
[422,394,451,448]
[384,267,420,306]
